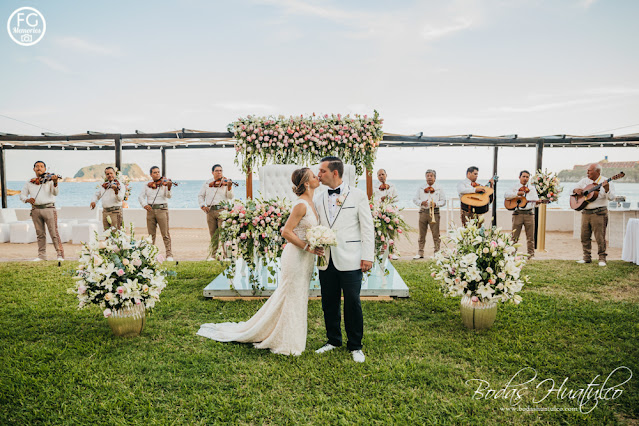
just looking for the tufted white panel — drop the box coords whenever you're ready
[259,164,357,201]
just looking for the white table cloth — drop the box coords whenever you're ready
[621,218,639,265]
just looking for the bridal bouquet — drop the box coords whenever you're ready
[306,225,337,267]
[370,196,411,273]
[533,169,562,203]
[68,226,172,318]
[431,219,528,304]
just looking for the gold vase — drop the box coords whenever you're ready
[107,304,146,337]
[460,296,497,330]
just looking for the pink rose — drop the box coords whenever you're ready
[103,308,112,318]
[156,254,165,263]
[116,269,125,276]
[132,259,142,267]
[471,296,479,303]
[116,286,125,295]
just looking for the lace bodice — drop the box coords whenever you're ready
[293,198,319,241]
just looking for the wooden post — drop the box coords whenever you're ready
[0,147,7,209]
[246,168,253,199]
[534,140,544,249]
[114,135,122,171]
[492,146,498,227]
[366,169,373,199]
[161,148,166,176]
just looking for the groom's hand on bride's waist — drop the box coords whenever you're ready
[361,260,373,272]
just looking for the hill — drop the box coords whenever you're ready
[65,163,150,182]
[557,159,639,182]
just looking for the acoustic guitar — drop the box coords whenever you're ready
[461,175,499,214]
[569,172,625,211]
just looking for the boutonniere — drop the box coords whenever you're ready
[336,194,346,206]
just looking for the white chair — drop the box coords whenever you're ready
[0,208,18,224]
[0,223,10,243]
[72,223,99,245]
[259,164,357,201]
[10,221,37,243]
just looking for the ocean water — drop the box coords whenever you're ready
[6,180,639,210]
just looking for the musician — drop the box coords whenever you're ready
[573,163,615,266]
[138,166,174,261]
[19,161,64,261]
[504,170,539,257]
[457,166,494,226]
[198,164,234,260]
[412,169,446,259]
[374,169,398,203]
[90,166,124,230]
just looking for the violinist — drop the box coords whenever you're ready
[373,169,397,202]
[504,170,539,258]
[90,166,124,230]
[138,166,173,261]
[19,160,64,261]
[412,169,446,259]
[198,164,235,260]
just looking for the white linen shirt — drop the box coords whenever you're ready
[413,183,446,209]
[457,178,477,196]
[20,180,59,205]
[197,179,234,208]
[574,175,615,209]
[138,184,172,207]
[91,183,124,208]
[373,182,398,202]
[504,183,539,211]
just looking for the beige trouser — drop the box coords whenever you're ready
[461,209,481,226]
[31,207,64,259]
[512,211,535,255]
[146,208,172,257]
[207,208,223,255]
[102,209,123,231]
[417,209,440,255]
[581,209,608,262]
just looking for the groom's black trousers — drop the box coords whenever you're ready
[319,257,363,351]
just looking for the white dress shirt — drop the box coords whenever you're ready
[504,183,539,211]
[20,180,59,205]
[197,179,234,208]
[91,183,124,208]
[413,183,446,209]
[457,178,477,196]
[373,182,398,202]
[138,184,172,207]
[327,182,346,223]
[575,176,615,209]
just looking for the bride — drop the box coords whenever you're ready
[197,168,324,355]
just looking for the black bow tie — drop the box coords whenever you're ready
[328,188,341,195]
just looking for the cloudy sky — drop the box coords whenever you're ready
[2,0,638,181]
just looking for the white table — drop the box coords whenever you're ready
[622,218,639,265]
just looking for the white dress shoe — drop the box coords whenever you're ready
[315,344,337,354]
[32,257,43,262]
[391,254,399,260]
[166,257,174,262]
[351,350,365,363]
[598,261,607,267]
[57,257,64,261]
[206,257,215,261]
[412,254,424,260]
[576,260,591,264]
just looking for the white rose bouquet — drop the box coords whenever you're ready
[533,169,562,203]
[306,225,337,267]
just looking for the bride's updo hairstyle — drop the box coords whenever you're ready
[291,167,311,196]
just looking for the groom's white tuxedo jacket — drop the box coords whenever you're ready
[313,185,375,272]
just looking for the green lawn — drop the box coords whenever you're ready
[0,260,637,424]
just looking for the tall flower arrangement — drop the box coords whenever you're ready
[533,169,562,203]
[431,219,528,304]
[230,111,384,177]
[370,196,411,274]
[68,226,172,318]
[214,198,292,294]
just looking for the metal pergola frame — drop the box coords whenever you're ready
[2,129,639,232]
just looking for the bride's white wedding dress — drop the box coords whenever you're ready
[197,198,318,356]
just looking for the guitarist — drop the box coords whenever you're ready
[504,170,539,257]
[573,163,615,266]
[457,166,495,226]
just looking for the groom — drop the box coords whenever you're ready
[314,156,374,363]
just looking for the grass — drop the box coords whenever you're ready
[0,260,638,424]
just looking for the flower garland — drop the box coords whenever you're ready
[68,226,173,318]
[230,111,384,177]
[431,219,528,304]
[533,169,562,203]
[213,198,291,294]
[370,196,411,274]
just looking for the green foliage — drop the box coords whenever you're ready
[0,260,637,424]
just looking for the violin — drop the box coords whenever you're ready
[30,173,62,185]
[209,177,238,188]
[148,177,178,189]
[424,186,435,194]
[102,180,121,191]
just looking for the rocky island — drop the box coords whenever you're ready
[62,163,150,182]
[558,158,638,182]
